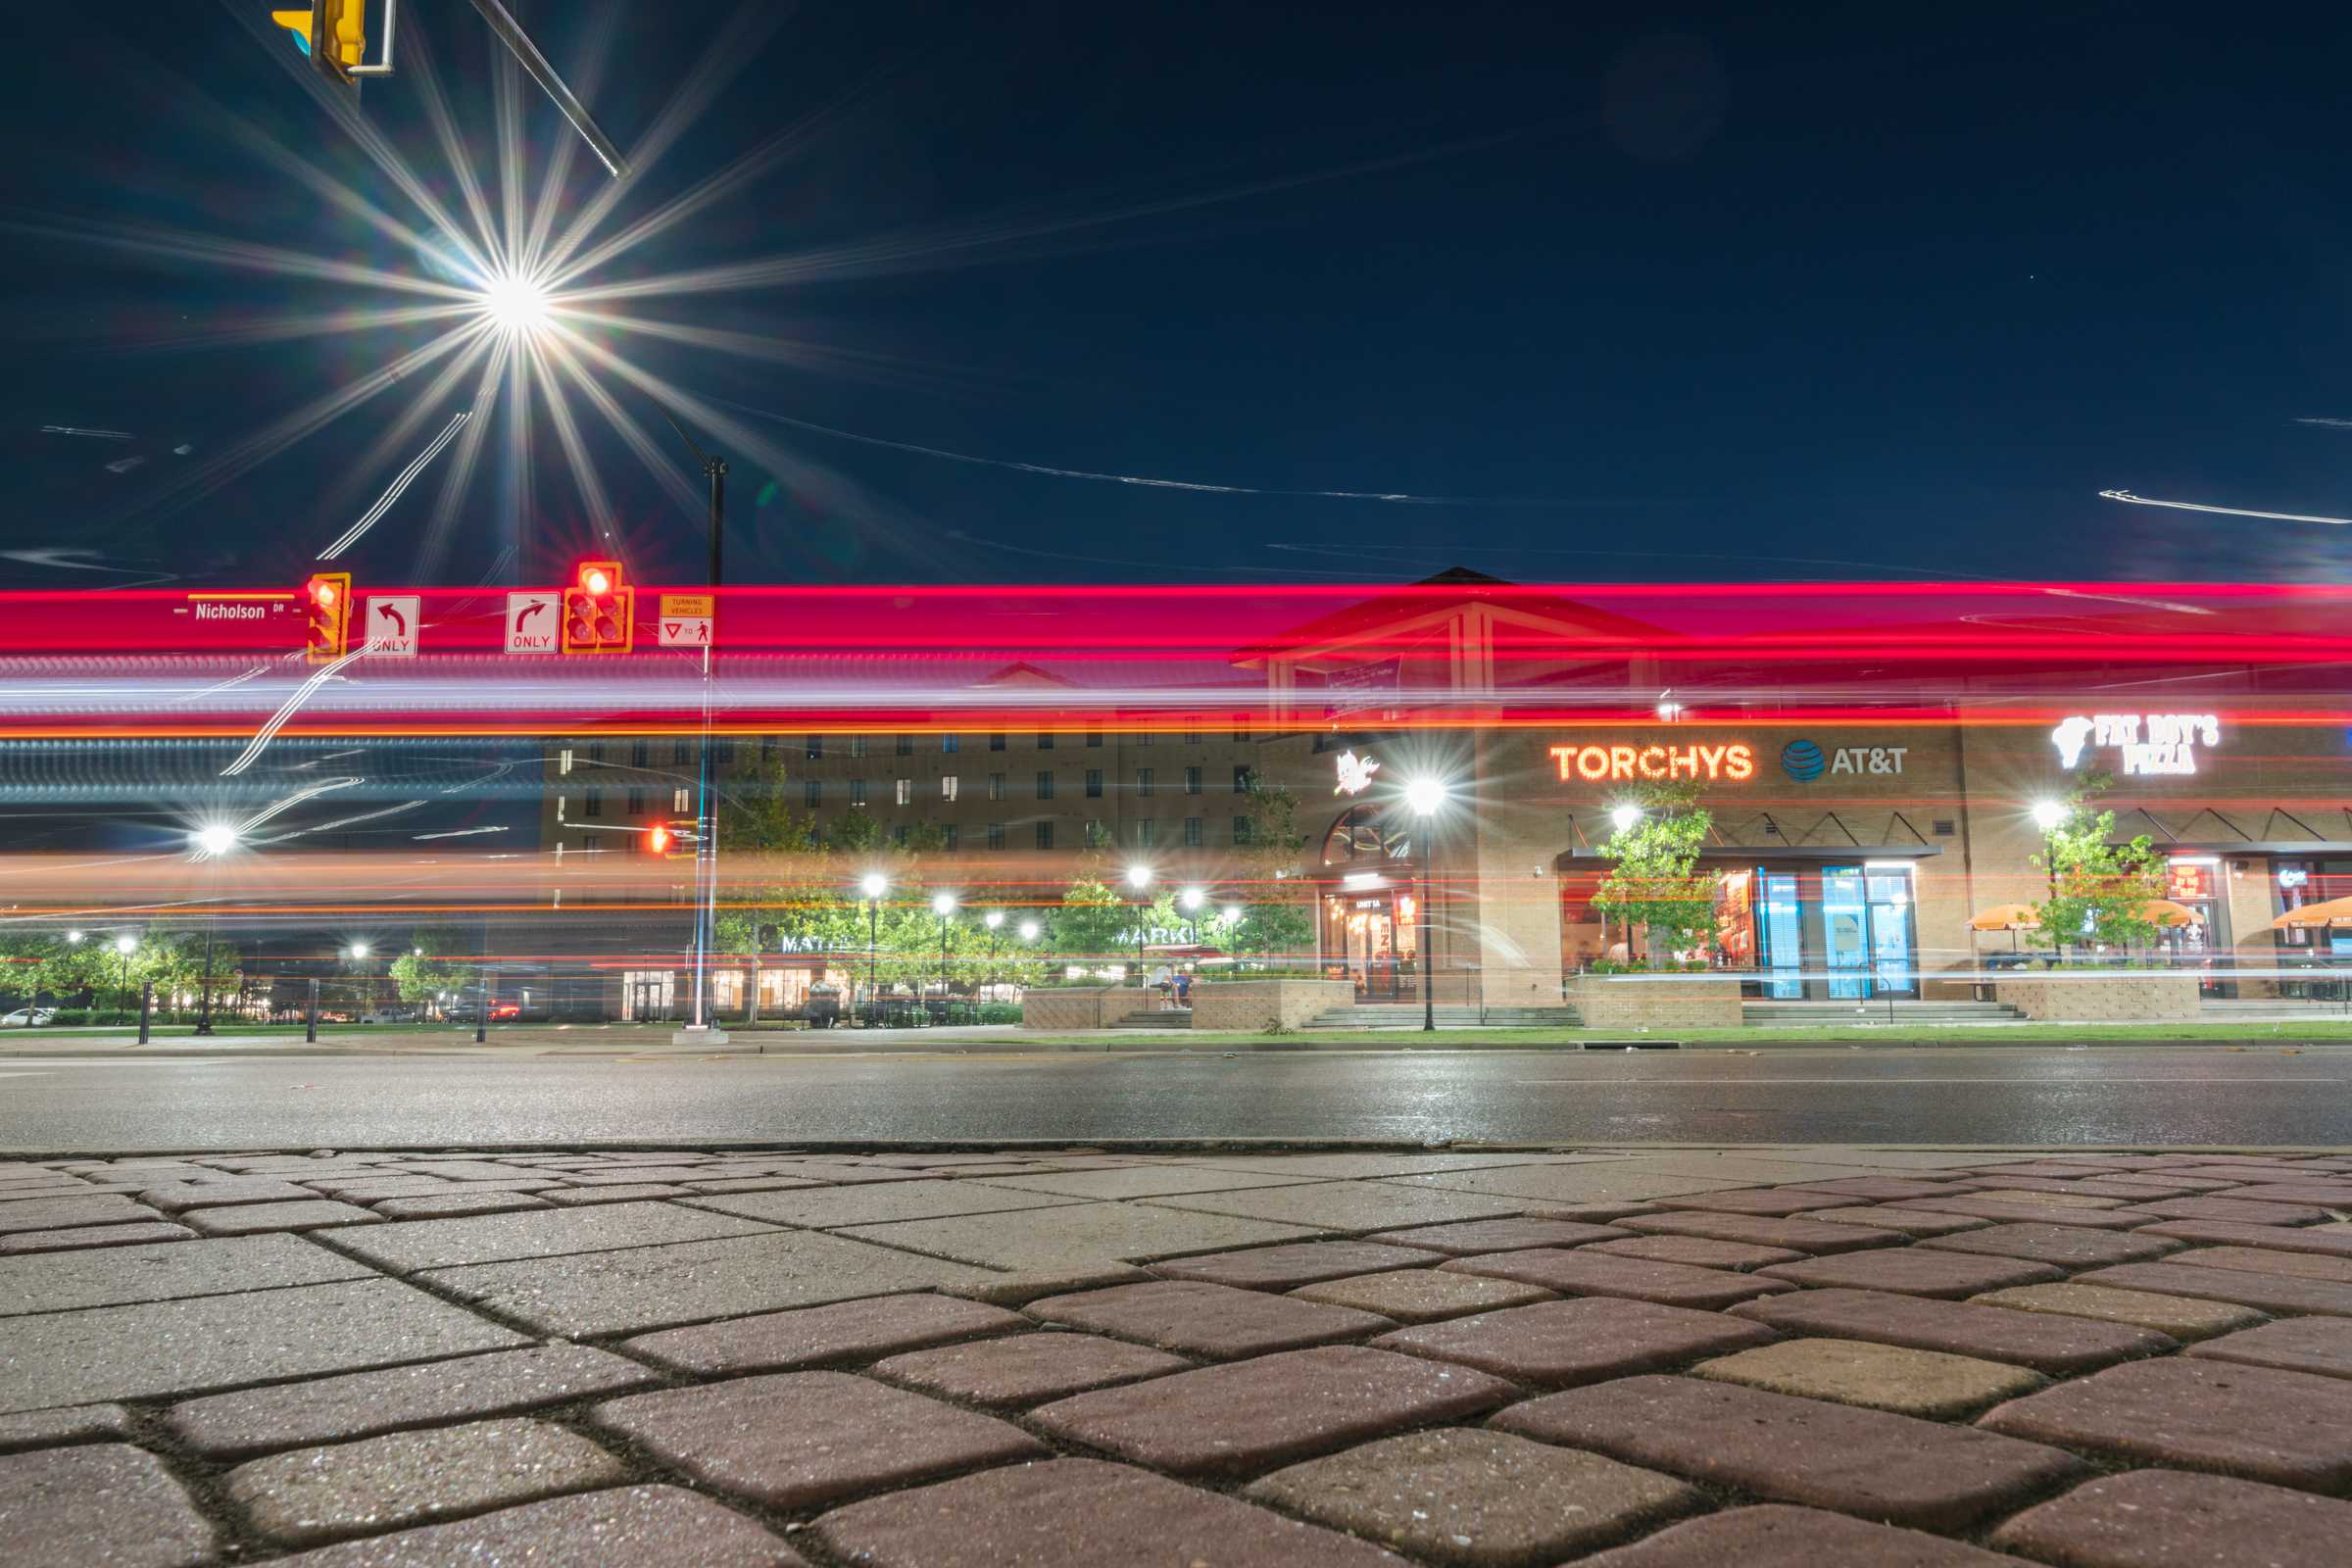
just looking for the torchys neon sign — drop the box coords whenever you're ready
[1549,742,1755,783]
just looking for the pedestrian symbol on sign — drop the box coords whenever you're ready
[657,594,715,649]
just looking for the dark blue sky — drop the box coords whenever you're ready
[4,1,2349,591]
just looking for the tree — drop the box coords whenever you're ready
[1052,856,1131,977]
[1229,778,1314,966]
[2033,774,2167,959]
[390,926,472,1005]
[1591,782,1717,969]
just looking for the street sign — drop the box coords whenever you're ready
[363,595,418,657]
[659,593,714,649]
[504,592,559,655]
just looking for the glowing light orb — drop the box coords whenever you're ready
[479,271,552,332]
[583,568,612,595]
[191,824,239,857]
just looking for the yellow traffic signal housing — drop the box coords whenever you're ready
[302,572,351,662]
[561,560,635,654]
[272,2,368,83]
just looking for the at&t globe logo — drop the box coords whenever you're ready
[1780,739,1826,781]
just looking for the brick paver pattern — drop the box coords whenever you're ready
[6,1142,2352,1563]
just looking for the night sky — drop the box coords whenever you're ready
[3,1,2349,593]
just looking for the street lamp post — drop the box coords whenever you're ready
[1125,864,1152,987]
[1608,803,1642,966]
[984,910,1004,1000]
[2032,800,2067,956]
[114,934,137,1017]
[861,872,887,1026]
[655,412,728,1045]
[932,893,956,1014]
[189,823,239,1036]
[348,943,372,1019]
[1406,779,1448,1032]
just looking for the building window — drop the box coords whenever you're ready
[804,779,821,808]
[1137,818,1156,848]
[941,775,958,802]
[893,824,909,847]
[989,772,1006,802]
[1182,729,1200,745]
[1235,816,1253,845]
[760,735,777,761]
[1136,732,1154,747]
[851,779,867,807]
[1035,820,1054,851]
[559,748,574,774]
[895,778,912,807]
[631,740,649,767]
[806,735,822,760]
[943,824,958,851]
[988,822,1005,851]
[626,788,645,814]
[1137,767,1154,798]
[1184,816,1202,847]
[942,733,959,754]
[589,741,607,763]
[1183,765,1201,795]
[989,732,1005,752]
[673,788,691,813]
[896,733,913,757]
[582,789,602,817]
[673,740,691,765]
[1234,764,1253,794]
[1085,768,1103,799]
[1233,728,1251,742]
[850,735,868,759]
[714,739,735,764]
[1037,731,1054,749]
[1036,770,1055,801]
[1086,730,1102,748]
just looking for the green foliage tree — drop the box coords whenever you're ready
[1051,854,1132,978]
[390,926,472,1005]
[1228,777,1314,966]
[1591,782,1717,969]
[2032,773,2167,959]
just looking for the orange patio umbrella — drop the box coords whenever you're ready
[2273,895,2352,931]
[2139,899,2199,929]
[1970,903,2040,951]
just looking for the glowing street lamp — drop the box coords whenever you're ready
[1407,779,1449,1032]
[66,930,83,945]
[2031,800,2069,831]
[931,893,958,1006]
[1610,803,1643,833]
[1124,865,1152,984]
[190,824,240,858]
[1018,919,1041,942]
[859,873,888,1024]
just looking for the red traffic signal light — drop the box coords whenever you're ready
[562,560,634,654]
[302,572,351,663]
[646,823,672,855]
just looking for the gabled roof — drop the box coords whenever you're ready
[1233,566,1676,669]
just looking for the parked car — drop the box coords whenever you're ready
[0,1007,56,1027]
[359,1004,422,1023]
[489,1003,520,1020]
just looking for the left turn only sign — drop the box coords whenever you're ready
[364,595,418,658]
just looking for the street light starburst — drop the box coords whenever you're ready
[477,270,555,334]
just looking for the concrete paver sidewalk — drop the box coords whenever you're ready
[5,1144,2352,1564]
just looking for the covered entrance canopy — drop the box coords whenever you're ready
[1316,801,1426,1000]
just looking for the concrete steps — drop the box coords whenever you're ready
[1107,1010,1193,1030]
[1304,1004,1584,1030]
[2200,999,2352,1022]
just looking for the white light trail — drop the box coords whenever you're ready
[319,410,472,559]
[412,825,510,840]
[236,776,362,834]
[38,425,132,440]
[219,645,368,777]
[2098,489,2352,526]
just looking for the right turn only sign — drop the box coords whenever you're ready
[659,594,713,649]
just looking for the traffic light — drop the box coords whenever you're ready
[646,823,673,856]
[302,572,351,663]
[562,560,635,654]
[271,3,368,83]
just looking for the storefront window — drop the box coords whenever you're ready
[1823,866,1869,999]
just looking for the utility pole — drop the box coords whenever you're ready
[661,413,729,1046]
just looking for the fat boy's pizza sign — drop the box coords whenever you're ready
[2050,712,2221,776]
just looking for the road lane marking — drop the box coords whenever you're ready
[1509,1077,2351,1085]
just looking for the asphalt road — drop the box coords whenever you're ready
[4,1046,2351,1152]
